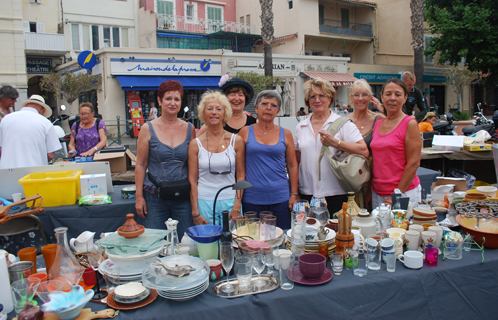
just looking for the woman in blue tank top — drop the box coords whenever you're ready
[238,90,299,229]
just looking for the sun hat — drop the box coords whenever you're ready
[219,77,254,106]
[20,95,52,118]
[423,112,436,121]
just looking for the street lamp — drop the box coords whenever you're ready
[213,180,252,226]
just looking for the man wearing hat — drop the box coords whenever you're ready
[0,85,19,123]
[418,112,437,132]
[0,95,61,168]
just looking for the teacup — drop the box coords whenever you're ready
[398,250,423,269]
[305,226,318,241]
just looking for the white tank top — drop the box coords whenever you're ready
[196,134,237,200]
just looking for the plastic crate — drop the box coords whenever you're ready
[18,170,83,207]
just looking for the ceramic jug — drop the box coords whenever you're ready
[352,209,383,238]
[69,231,95,253]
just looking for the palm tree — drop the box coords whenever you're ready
[259,0,274,79]
[410,0,424,90]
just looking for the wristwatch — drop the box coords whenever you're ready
[94,147,98,152]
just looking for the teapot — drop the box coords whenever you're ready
[352,209,383,238]
[69,231,95,253]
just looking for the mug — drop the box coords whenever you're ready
[405,230,421,251]
[421,231,437,250]
[398,250,423,269]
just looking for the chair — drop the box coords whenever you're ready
[0,215,48,245]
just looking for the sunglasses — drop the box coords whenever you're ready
[209,152,231,175]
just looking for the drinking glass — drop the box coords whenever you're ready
[60,265,85,289]
[310,197,327,209]
[463,234,474,251]
[17,247,38,274]
[103,264,120,294]
[219,241,235,293]
[251,249,266,289]
[35,280,64,303]
[312,207,330,227]
[11,278,40,315]
[264,246,277,275]
[235,216,249,237]
[248,218,260,241]
[331,253,343,275]
[259,211,273,240]
[87,241,107,299]
[353,249,368,277]
[278,252,295,290]
[244,211,258,219]
[235,256,252,291]
[293,200,310,216]
[262,215,277,240]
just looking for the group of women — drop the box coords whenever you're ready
[134,77,422,237]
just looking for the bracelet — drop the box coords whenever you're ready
[94,147,98,152]
[291,193,299,197]
[338,140,341,147]
[192,213,201,218]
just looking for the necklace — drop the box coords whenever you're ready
[256,123,277,135]
[207,131,225,152]
[160,117,181,127]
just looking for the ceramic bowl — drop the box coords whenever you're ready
[476,186,497,197]
[186,225,223,244]
[457,215,498,248]
[413,208,436,217]
[298,253,326,279]
[41,285,93,320]
[114,282,146,299]
[413,215,437,225]
[106,246,163,273]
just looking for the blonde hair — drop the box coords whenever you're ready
[351,79,373,96]
[303,78,336,108]
[402,71,416,82]
[198,91,232,125]
[79,102,94,113]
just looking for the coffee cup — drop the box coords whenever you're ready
[405,230,421,251]
[398,250,423,269]
[421,231,437,250]
[305,226,317,241]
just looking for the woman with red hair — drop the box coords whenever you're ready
[135,80,196,236]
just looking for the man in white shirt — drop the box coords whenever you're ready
[0,95,61,169]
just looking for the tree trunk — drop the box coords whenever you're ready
[259,0,274,79]
[410,0,425,90]
[414,48,424,91]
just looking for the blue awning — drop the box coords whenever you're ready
[115,76,220,90]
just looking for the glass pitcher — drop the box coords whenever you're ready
[377,203,392,232]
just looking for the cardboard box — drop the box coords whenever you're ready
[93,149,136,173]
[463,143,492,152]
[80,173,108,196]
[431,177,467,200]
[432,135,465,152]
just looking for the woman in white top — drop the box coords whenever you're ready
[294,78,369,214]
[188,91,246,227]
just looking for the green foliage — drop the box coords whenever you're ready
[40,71,102,105]
[425,0,498,85]
[235,71,281,93]
[452,111,471,120]
[442,67,480,110]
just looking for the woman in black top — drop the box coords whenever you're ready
[198,78,255,135]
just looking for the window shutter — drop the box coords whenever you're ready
[23,21,30,32]
[37,21,45,33]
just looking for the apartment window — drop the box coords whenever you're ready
[122,28,129,47]
[71,24,80,50]
[103,27,111,47]
[29,22,37,32]
[112,27,120,47]
[240,16,244,24]
[207,6,223,32]
[186,4,194,20]
[82,25,91,50]
[319,4,324,25]
[246,15,250,25]
[288,0,293,10]
[424,35,434,64]
[157,0,174,15]
[341,8,350,28]
[92,25,100,50]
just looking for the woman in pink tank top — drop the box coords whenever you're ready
[370,79,422,209]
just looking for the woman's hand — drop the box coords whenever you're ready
[371,96,385,114]
[229,208,242,229]
[289,194,299,210]
[135,195,147,219]
[80,148,97,157]
[193,214,208,225]
[318,130,341,149]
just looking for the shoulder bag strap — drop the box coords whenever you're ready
[318,117,350,180]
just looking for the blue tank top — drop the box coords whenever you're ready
[144,122,192,193]
[243,125,290,204]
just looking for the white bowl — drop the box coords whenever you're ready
[476,186,497,198]
[106,246,163,273]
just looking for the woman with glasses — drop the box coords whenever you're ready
[294,78,368,214]
[346,79,385,209]
[68,102,107,157]
[135,80,196,236]
[238,90,298,229]
[188,91,245,226]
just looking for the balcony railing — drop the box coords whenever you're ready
[157,14,255,34]
[319,19,373,38]
[25,32,65,51]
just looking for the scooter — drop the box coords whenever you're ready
[432,113,457,135]
[462,103,496,136]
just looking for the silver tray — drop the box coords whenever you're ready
[210,274,279,298]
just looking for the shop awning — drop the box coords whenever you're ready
[115,76,220,90]
[301,72,358,86]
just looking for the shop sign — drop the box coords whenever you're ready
[26,58,52,74]
[305,64,338,72]
[258,62,286,70]
[110,58,222,76]
[354,73,401,82]
[423,75,447,83]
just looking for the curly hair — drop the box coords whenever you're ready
[303,78,335,108]
[198,91,232,125]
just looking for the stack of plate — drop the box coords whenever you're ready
[285,228,336,254]
[99,259,142,284]
[114,282,150,304]
[142,255,209,302]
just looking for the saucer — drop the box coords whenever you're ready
[113,287,151,304]
[107,289,158,310]
[288,266,333,285]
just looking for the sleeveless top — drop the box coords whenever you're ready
[196,134,237,200]
[243,126,290,204]
[370,115,420,196]
[224,115,256,134]
[362,115,377,154]
[143,122,192,194]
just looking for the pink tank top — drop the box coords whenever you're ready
[371,115,420,196]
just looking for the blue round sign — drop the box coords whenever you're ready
[78,51,97,70]
[200,60,211,72]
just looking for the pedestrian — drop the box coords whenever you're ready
[0,85,19,123]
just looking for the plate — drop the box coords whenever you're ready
[113,287,151,304]
[286,228,336,244]
[99,259,142,277]
[115,282,146,299]
[107,289,158,310]
[288,266,333,285]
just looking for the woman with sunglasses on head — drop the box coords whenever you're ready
[346,80,385,209]
[295,78,368,214]
[238,90,298,230]
[68,102,107,158]
[188,91,246,227]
